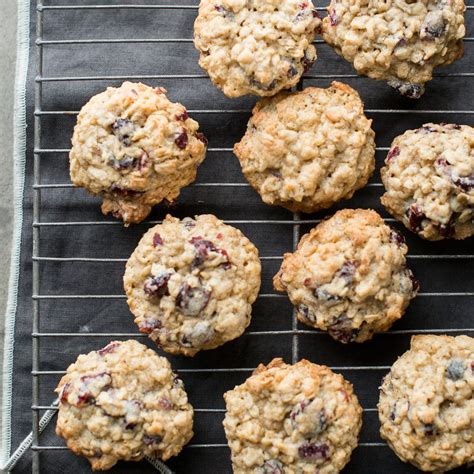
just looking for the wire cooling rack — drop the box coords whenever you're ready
[28,1,474,473]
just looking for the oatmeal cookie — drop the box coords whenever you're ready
[55,340,194,470]
[322,0,466,99]
[274,209,419,343]
[379,335,474,472]
[381,123,474,241]
[124,214,261,356]
[69,82,207,225]
[234,82,375,213]
[193,0,321,98]
[223,358,362,473]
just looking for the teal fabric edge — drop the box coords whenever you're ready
[0,0,30,469]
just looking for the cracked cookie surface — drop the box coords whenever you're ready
[274,209,419,343]
[194,0,321,98]
[234,82,375,213]
[124,214,261,356]
[322,0,466,98]
[223,358,362,473]
[70,82,207,225]
[55,340,194,470]
[379,335,474,472]
[381,123,474,241]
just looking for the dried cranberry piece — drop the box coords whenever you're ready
[406,269,420,293]
[153,233,163,247]
[158,398,173,410]
[214,5,233,18]
[388,80,424,99]
[176,283,211,317]
[446,359,465,380]
[262,459,284,474]
[298,442,329,460]
[336,261,357,284]
[175,129,188,149]
[439,220,456,238]
[407,205,425,232]
[269,168,282,178]
[423,423,438,436]
[453,174,474,192]
[249,77,278,92]
[190,237,217,267]
[138,318,162,334]
[112,118,135,146]
[288,65,298,78]
[328,314,358,343]
[386,146,400,163]
[339,389,350,403]
[110,155,137,170]
[298,304,316,322]
[176,110,189,121]
[314,288,341,303]
[76,372,111,406]
[60,383,72,403]
[396,38,408,48]
[143,434,163,446]
[97,342,120,356]
[389,229,406,246]
[138,151,149,172]
[328,9,338,26]
[301,51,314,73]
[144,272,171,297]
[195,132,208,146]
[183,324,213,346]
[190,237,230,269]
[290,400,327,435]
[422,12,447,39]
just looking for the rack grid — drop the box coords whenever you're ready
[29,1,474,473]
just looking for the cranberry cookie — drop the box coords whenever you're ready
[124,214,261,356]
[379,335,474,472]
[381,123,474,241]
[234,82,375,213]
[223,358,362,473]
[274,209,419,343]
[69,82,207,225]
[194,0,321,98]
[322,0,466,99]
[55,340,194,470]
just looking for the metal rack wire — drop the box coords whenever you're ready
[29,1,474,473]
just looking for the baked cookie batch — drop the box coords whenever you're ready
[58,1,473,472]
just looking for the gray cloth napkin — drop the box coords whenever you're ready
[7,1,474,472]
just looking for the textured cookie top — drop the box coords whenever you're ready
[274,209,418,343]
[70,81,207,224]
[381,123,474,241]
[55,340,194,470]
[322,0,466,98]
[234,82,375,213]
[223,358,362,473]
[194,0,321,97]
[124,214,261,356]
[379,335,474,472]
